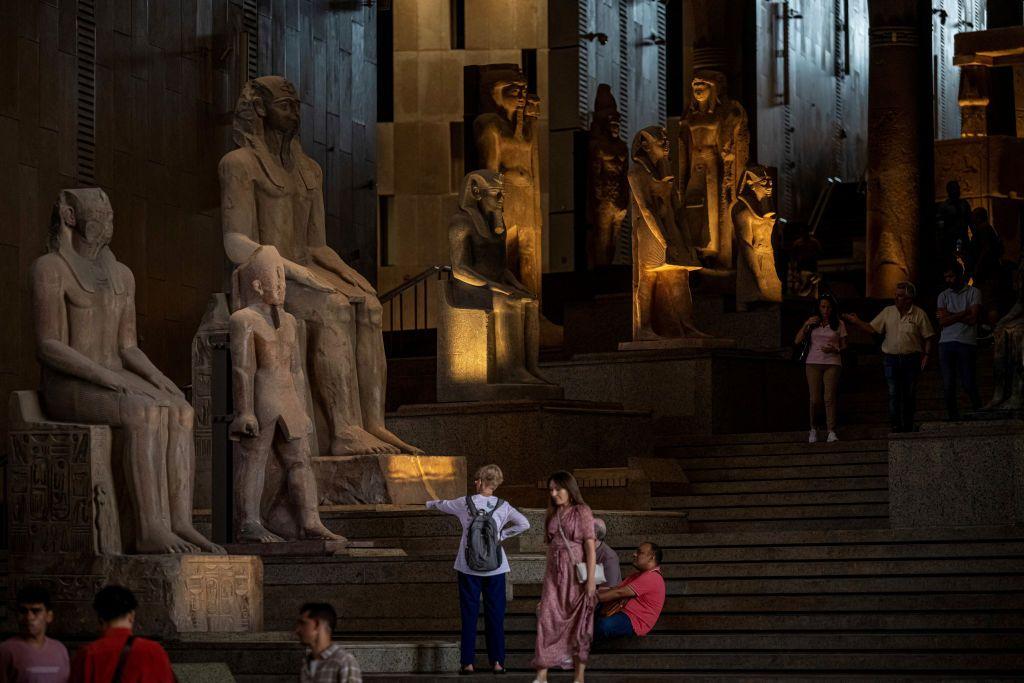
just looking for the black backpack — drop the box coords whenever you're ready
[464,495,505,572]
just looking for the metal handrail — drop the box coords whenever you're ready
[379,265,452,303]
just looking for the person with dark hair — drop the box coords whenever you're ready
[593,542,667,643]
[69,585,174,683]
[0,585,69,683]
[795,296,848,443]
[532,471,598,683]
[295,603,361,682]
[937,263,983,419]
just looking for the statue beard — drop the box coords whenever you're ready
[271,304,282,329]
[488,209,506,236]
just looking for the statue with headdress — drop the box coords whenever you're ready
[218,75,420,457]
[985,258,1024,411]
[678,69,750,270]
[732,164,783,307]
[587,84,629,268]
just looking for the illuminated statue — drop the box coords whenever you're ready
[587,85,629,267]
[986,259,1024,410]
[732,165,783,307]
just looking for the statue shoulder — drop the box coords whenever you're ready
[113,260,136,288]
[229,306,261,329]
[218,148,257,178]
[448,211,474,237]
[31,252,66,282]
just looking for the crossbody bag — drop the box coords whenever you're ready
[556,511,605,585]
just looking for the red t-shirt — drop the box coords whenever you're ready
[620,567,666,636]
[69,628,174,683]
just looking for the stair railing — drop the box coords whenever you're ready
[379,265,452,333]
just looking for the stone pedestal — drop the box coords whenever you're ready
[619,337,735,351]
[541,349,806,436]
[386,401,652,487]
[889,419,1024,529]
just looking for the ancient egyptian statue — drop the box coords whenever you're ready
[228,246,344,543]
[30,188,222,554]
[219,76,420,457]
[986,259,1024,410]
[678,70,750,269]
[587,85,629,268]
[629,127,707,340]
[732,165,783,307]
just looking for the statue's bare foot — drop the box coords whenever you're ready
[636,327,666,342]
[366,426,424,455]
[173,523,226,554]
[137,530,201,554]
[237,520,285,543]
[682,326,713,339]
[330,427,401,455]
[301,523,347,543]
[509,368,547,385]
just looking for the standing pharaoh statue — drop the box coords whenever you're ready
[228,246,344,543]
[985,259,1024,410]
[678,70,750,269]
[629,126,707,341]
[31,188,222,554]
[219,76,420,457]
[587,85,629,268]
[732,165,783,307]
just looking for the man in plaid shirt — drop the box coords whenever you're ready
[295,603,362,683]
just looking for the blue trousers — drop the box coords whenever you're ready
[939,341,981,419]
[457,571,506,667]
[883,353,921,432]
[593,611,635,643]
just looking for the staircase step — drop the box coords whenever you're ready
[667,441,887,459]
[686,463,888,482]
[662,540,1024,563]
[657,503,889,520]
[674,477,889,494]
[658,557,1024,579]
[687,518,889,532]
[656,490,888,508]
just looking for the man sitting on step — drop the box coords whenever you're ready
[593,542,667,643]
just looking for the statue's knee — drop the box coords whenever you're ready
[327,295,354,323]
[120,396,154,426]
[366,299,383,326]
[172,400,194,428]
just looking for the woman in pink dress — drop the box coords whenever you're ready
[532,471,598,683]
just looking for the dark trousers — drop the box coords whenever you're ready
[939,341,981,419]
[457,570,506,667]
[594,611,635,643]
[884,353,921,432]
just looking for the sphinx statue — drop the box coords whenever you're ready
[732,164,783,307]
[986,258,1024,410]
[678,69,750,269]
[228,246,345,543]
[629,126,707,341]
[218,75,420,457]
[30,188,222,554]
[587,85,629,268]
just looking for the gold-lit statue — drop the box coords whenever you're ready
[732,165,783,307]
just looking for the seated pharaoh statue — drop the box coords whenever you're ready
[218,75,420,456]
[30,188,222,554]
[986,258,1024,410]
[228,246,344,544]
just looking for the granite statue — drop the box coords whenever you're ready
[732,164,783,307]
[30,188,222,554]
[587,85,629,268]
[219,75,420,457]
[985,258,1024,410]
[629,126,707,341]
[229,246,345,543]
[678,70,750,269]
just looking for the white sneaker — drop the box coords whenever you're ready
[808,429,818,443]
[827,431,839,443]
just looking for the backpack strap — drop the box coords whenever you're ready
[112,635,136,683]
[465,494,479,516]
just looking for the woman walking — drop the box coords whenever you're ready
[532,471,598,683]
[427,464,530,675]
[795,295,848,443]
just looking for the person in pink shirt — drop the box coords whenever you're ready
[794,295,847,443]
[593,542,666,642]
[0,586,70,683]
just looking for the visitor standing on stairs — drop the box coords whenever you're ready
[937,262,983,420]
[426,464,530,676]
[532,471,598,683]
[795,295,848,443]
[843,282,936,433]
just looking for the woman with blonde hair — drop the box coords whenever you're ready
[426,464,529,675]
[532,471,598,683]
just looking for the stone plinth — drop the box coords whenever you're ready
[541,349,806,436]
[619,337,735,351]
[889,420,1024,529]
[6,553,262,638]
[386,401,652,487]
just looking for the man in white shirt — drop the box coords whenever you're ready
[937,263,982,419]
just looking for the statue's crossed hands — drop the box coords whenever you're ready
[229,413,260,440]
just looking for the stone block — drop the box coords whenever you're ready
[889,420,1024,529]
[172,663,235,683]
[190,294,231,511]
[618,337,736,351]
[6,553,263,638]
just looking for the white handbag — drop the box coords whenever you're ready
[557,511,606,584]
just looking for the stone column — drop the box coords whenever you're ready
[866,0,930,298]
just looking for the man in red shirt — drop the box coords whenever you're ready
[69,586,175,683]
[593,542,666,641]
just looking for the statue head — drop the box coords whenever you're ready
[486,69,528,119]
[232,245,287,313]
[690,70,725,113]
[632,126,670,168]
[232,76,301,147]
[460,170,506,236]
[50,188,114,254]
[946,180,961,200]
[742,165,774,201]
[592,85,621,139]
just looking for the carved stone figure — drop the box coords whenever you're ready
[587,85,629,268]
[678,70,750,269]
[228,246,344,543]
[30,188,222,554]
[473,65,561,345]
[219,76,420,457]
[732,165,783,307]
[629,127,707,341]
[986,259,1024,410]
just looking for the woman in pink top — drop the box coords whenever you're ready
[795,296,847,443]
[531,471,597,683]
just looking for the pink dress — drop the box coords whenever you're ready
[532,504,598,670]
